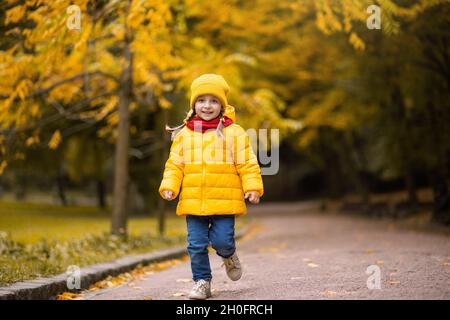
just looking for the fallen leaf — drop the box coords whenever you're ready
[388,280,400,285]
[239,223,266,241]
[56,292,83,300]
[376,260,384,265]
[176,278,192,283]
[322,290,337,298]
[143,296,153,300]
[303,258,312,262]
[258,246,281,253]
[172,292,185,297]
[290,277,303,280]
[365,249,375,255]
[279,242,288,249]
[87,258,183,292]
[307,263,319,268]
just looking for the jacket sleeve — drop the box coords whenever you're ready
[233,126,264,197]
[159,132,184,199]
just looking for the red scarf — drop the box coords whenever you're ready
[186,115,233,133]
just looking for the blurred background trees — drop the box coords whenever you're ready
[0,0,449,237]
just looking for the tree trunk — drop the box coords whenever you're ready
[317,128,345,199]
[350,134,371,210]
[431,169,450,224]
[97,179,106,208]
[14,173,27,200]
[405,170,418,208]
[340,131,370,212]
[56,172,67,206]
[111,4,133,235]
[391,88,418,210]
[428,102,450,224]
[158,109,169,237]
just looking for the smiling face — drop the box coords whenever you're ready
[194,94,222,121]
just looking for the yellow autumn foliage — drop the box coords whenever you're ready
[48,130,62,149]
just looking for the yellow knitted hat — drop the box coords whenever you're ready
[189,74,230,110]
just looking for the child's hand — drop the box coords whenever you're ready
[244,191,260,204]
[162,190,174,201]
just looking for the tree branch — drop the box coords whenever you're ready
[0,90,118,135]
[0,71,120,101]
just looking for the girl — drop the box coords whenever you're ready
[159,74,264,299]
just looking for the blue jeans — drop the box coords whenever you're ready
[186,215,236,281]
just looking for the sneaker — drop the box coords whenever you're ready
[188,279,212,300]
[221,252,242,281]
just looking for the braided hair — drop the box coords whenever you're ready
[215,112,226,139]
[165,107,226,141]
[165,108,195,141]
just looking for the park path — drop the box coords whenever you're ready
[86,201,450,300]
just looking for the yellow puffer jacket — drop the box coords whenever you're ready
[159,106,264,216]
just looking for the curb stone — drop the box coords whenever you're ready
[0,228,247,300]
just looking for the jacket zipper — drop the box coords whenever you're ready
[200,134,206,214]
[201,165,205,214]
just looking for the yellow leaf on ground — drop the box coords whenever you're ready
[307,263,319,268]
[172,292,185,297]
[56,292,83,300]
[258,244,286,253]
[322,290,337,298]
[83,259,183,294]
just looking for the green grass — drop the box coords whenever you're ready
[0,201,187,285]
[0,201,186,243]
